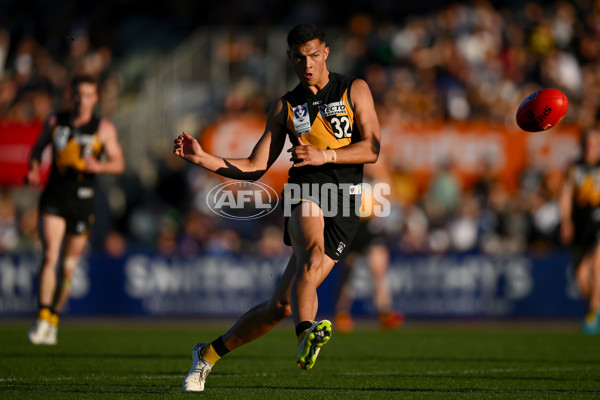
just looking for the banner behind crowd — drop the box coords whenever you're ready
[200,117,581,193]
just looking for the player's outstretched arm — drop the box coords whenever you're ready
[173,99,287,181]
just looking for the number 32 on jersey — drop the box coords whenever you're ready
[330,116,351,139]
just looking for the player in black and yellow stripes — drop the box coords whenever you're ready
[560,128,600,335]
[26,75,125,345]
[174,24,382,391]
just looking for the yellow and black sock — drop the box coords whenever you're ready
[49,312,60,326]
[296,321,313,344]
[38,306,52,321]
[200,336,230,365]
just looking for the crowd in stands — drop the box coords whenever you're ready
[1,0,599,259]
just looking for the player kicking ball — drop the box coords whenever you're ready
[173,23,381,391]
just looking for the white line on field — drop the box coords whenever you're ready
[1,366,596,383]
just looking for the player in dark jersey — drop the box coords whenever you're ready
[560,128,600,335]
[26,75,125,345]
[174,23,382,391]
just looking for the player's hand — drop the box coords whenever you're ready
[25,168,40,186]
[288,136,324,167]
[173,132,204,165]
[560,219,574,245]
[84,156,104,173]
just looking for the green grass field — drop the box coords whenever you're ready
[1,320,599,399]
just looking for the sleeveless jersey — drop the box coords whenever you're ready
[44,112,103,201]
[570,160,600,223]
[282,72,363,187]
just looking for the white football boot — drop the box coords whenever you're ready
[183,342,213,391]
[44,324,58,345]
[27,319,52,345]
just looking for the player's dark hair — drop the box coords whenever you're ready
[71,75,98,89]
[287,23,326,48]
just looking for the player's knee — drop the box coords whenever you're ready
[307,245,325,271]
[42,250,60,269]
[297,246,325,284]
[63,256,79,278]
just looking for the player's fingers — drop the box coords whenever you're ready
[293,160,307,167]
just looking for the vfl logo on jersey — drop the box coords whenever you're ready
[336,242,346,255]
[348,184,362,195]
[292,103,311,135]
[319,101,347,118]
[53,126,71,151]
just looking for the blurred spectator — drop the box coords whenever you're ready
[0,190,19,252]
[424,159,462,227]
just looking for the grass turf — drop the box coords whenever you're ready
[0,320,599,399]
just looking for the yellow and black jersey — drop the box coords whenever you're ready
[282,72,363,187]
[568,160,600,248]
[45,112,103,201]
[570,160,600,210]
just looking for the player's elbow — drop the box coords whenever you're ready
[367,149,379,164]
[114,159,126,174]
[365,140,380,164]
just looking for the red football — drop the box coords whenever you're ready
[516,88,568,132]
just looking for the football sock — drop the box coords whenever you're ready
[201,336,230,365]
[38,306,52,321]
[296,321,313,343]
[49,312,60,326]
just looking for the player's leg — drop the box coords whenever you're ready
[287,201,328,324]
[334,251,358,333]
[221,253,297,350]
[578,246,600,334]
[583,242,600,334]
[287,201,336,370]
[575,254,592,300]
[369,243,403,329]
[184,253,298,391]
[28,213,66,345]
[52,233,88,314]
[589,243,600,310]
[37,214,67,308]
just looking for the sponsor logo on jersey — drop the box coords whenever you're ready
[53,126,71,151]
[319,101,347,118]
[336,242,346,255]
[348,184,362,195]
[74,132,97,146]
[292,103,311,135]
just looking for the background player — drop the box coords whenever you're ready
[560,128,600,335]
[26,75,125,345]
[334,157,403,332]
[173,23,381,391]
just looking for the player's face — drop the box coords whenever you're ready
[585,131,600,164]
[288,39,329,90]
[72,82,98,115]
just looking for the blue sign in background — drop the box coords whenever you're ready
[0,251,587,318]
